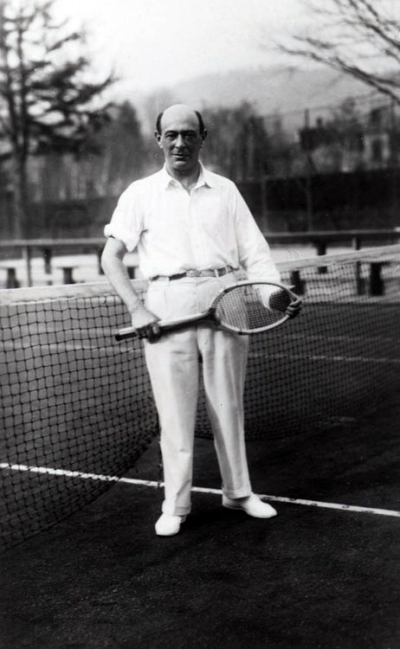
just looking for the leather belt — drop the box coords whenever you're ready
[151,266,236,281]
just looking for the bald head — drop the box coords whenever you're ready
[156,104,206,137]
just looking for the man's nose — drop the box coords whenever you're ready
[175,134,185,147]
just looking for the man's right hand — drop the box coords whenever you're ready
[131,304,161,343]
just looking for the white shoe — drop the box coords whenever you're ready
[222,493,277,519]
[155,513,187,536]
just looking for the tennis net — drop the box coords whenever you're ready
[1,244,400,551]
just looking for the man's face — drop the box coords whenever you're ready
[156,107,204,176]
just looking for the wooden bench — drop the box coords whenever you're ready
[291,262,391,297]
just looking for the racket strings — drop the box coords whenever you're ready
[215,284,289,332]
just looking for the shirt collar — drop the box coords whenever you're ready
[159,162,215,190]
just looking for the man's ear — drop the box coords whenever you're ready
[154,131,162,148]
[199,129,207,147]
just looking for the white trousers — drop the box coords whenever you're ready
[144,273,252,516]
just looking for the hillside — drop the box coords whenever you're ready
[127,65,379,133]
[173,65,370,113]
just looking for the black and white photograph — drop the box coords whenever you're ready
[0,1,400,647]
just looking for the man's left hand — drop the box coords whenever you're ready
[286,296,302,318]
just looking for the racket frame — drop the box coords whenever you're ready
[115,280,295,341]
[210,280,294,335]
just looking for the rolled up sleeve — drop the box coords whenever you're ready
[104,185,143,253]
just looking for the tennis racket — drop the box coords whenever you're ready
[115,281,299,341]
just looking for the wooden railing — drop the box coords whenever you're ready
[0,230,399,288]
[265,229,400,253]
[0,238,105,287]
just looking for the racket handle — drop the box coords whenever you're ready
[115,316,196,341]
[115,326,138,341]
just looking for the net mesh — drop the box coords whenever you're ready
[1,245,400,551]
[0,282,158,552]
[198,246,400,440]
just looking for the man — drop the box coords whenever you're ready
[102,104,301,536]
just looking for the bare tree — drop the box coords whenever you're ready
[280,1,400,105]
[0,0,114,237]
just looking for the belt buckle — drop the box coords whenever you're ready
[187,269,200,278]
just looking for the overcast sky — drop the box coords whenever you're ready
[56,0,313,94]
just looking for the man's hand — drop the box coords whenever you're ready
[101,238,161,341]
[285,295,302,319]
[131,304,161,343]
[268,289,302,319]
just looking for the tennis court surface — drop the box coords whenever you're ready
[1,245,400,648]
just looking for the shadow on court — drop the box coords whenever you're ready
[1,395,400,649]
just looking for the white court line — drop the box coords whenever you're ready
[2,462,400,519]
[308,355,400,365]
[249,352,400,365]
[2,340,399,365]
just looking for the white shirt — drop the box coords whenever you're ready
[104,164,280,282]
